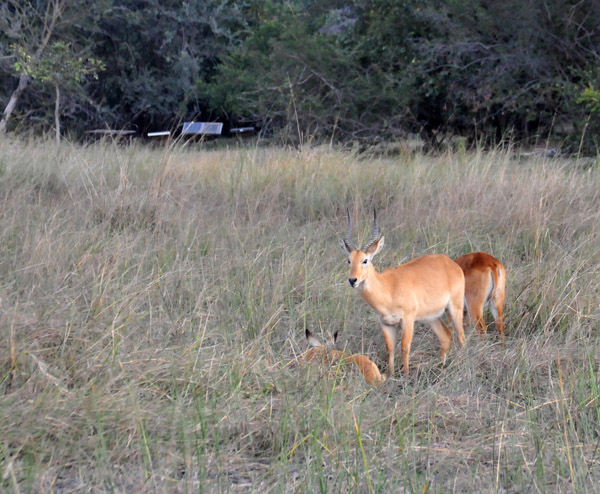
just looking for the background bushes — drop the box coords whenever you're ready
[2,0,600,150]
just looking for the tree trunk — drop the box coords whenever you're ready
[54,82,60,145]
[0,73,30,134]
[0,1,65,135]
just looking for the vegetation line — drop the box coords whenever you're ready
[0,140,599,491]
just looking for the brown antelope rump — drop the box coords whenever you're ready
[454,252,506,342]
[340,210,466,375]
[304,329,385,385]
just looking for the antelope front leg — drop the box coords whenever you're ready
[400,318,415,373]
[381,325,396,376]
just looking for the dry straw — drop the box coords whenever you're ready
[0,138,599,492]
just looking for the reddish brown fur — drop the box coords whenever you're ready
[344,236,465,375]
[303,331,385,385]
[454,252,506,341]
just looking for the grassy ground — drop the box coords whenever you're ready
[1,138,600,493]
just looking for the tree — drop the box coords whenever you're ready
[13,41,103,144]
[87,0,246,133]
[2,0,600,150]
[201,0,413,144]
[201,0,600,151]
[0,0,66,134]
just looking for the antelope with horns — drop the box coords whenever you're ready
[304,329,385,385]
[340,210,466,375]
[454,252,506,342]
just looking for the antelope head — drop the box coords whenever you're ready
[306,328,338,348]
[339,209,384,288]
[304,328,340,363]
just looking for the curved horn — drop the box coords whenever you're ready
[342,208,356,252]
[362,209,380,251]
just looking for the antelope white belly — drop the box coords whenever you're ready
[418,308,446,323]
[380,313,403,326]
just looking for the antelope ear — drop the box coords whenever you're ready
[366,236,385,257]
[305,329,322,348]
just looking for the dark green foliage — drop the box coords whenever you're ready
[0,0,244,135]
[407,0,600,148]
[2,0,600,150]
[88,0,245,131]
[201,0,600,150]
[199,2,379,143]
[200,0,413,143]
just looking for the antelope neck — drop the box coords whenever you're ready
[357,266,385,306]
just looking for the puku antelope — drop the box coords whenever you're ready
[454,252,506,341]
[304,329,385,385]
[340,210,466,375]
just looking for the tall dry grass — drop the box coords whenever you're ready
[1,137,600,492]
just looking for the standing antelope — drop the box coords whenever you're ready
[340,210,466,375]
[454,252,506,341]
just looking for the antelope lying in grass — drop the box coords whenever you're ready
[304,329,385,385]
[454,252,506,342]
[340,210,465,375]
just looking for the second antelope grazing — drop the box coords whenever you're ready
[340,210,466,375]
[304,329,385,385]
[454,252,506,341]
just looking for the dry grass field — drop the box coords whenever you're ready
[1,138,600,493]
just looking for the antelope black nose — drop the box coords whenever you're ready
[348,278,357,287]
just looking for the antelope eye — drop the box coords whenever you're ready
[362,258,368,265]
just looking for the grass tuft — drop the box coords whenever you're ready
[1,138,600,492]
